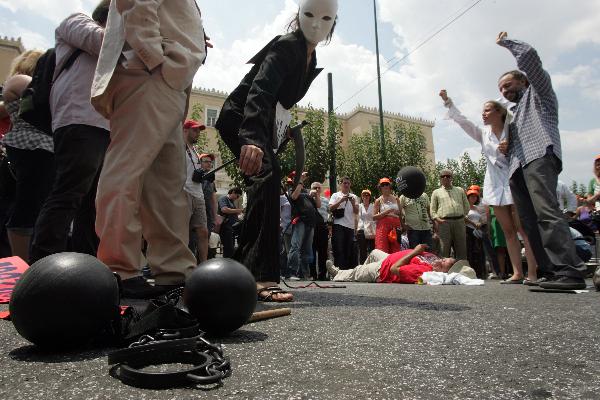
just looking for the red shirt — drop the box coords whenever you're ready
[0,117,11,139]
[377,250,435,284]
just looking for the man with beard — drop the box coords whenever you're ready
[496,32,586,290]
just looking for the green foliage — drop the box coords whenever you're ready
[216,136,245,190]
[570,180,588,197]
[434,152,487,191]
[337,122,433,197]
[303,106,334,184]
[189,103,209,151]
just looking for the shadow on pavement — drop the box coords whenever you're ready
[9,344,108,362]
[286,290,472,312]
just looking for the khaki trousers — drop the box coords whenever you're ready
[438,218,467,260]
[94,66,196,284]
[333,249,389,282]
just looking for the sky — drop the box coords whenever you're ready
[1,0,599,186]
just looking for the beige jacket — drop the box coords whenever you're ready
[91,0,206,116]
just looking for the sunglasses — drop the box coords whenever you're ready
[440,175,452,178]
[380,182,390,186]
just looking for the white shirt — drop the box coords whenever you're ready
[445,99,512,206]
[556,180,577,213]
[330,191,358,230]
[358,203,376,237]
[183,145,204,199]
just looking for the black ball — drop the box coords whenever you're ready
[9,252,120,348]
[396,166,426,199]
[184,258,257,336]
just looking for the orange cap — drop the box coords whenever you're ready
[466,189,480,197]
[379,177,392,185]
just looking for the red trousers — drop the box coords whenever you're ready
[375,216,401,254]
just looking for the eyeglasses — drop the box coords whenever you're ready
[440,175,452,179]
[380,182,390,187]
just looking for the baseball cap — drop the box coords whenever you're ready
[183,119,206,130]
[379,177,392,185]
[361,189,372,196]
[199,153,215,161]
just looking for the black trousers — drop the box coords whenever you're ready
[466,227,486,279]
[5,146,54,233]
[30,125,109,263]
[510,153,586,278]
[233,146,281,282]
[332,224,355,270]
[220,223,236,259]
[310,223,329,279]
[356,230,375,265]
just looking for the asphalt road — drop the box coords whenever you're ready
[1,279,599,400]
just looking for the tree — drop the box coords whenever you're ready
[434,152,486,192]
[336,122,433,197]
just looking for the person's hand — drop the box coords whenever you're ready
[239,144,263,176]
[435,217,446,224]
[415,244,428,253]
[439,89,448,102]
[496,31,507,44]
[204,31,214,49]
[349,195,356,205]
[498,140,509,155]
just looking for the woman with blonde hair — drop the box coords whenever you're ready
[439,89,538,284]
[0,50,54,262]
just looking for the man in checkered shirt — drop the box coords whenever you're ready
[496,32,586,290]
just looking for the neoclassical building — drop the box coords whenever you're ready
[0,36,25,83]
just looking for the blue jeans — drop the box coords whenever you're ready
[407,229,433,250]
[287,221,314,278]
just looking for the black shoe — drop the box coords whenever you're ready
[539,276,586,290]
[120,276,178,299]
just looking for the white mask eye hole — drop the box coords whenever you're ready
[322,16,332,21]
[304,11,314,17]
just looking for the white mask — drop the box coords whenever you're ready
[298,0,338,45]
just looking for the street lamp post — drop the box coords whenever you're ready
[373,0,386,156]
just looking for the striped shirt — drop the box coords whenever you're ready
[498,38,561,177]
[430,186,469,220]
[0,100,53,152]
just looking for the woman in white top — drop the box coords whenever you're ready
[356,189,376,264]
[440,89,538,284]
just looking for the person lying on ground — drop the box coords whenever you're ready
[326,244,476,284]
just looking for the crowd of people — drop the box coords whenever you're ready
[0,0,597,304]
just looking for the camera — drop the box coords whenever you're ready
[191,168,204,183]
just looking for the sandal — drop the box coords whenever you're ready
[257,286,293,303]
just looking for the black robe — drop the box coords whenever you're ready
[215,30,322,282]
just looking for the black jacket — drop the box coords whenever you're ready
[215,30,322,157]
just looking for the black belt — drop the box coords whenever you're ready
[442,215,464,220]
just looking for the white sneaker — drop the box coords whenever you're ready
[288,276,301,281]
[326,260,339,278]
